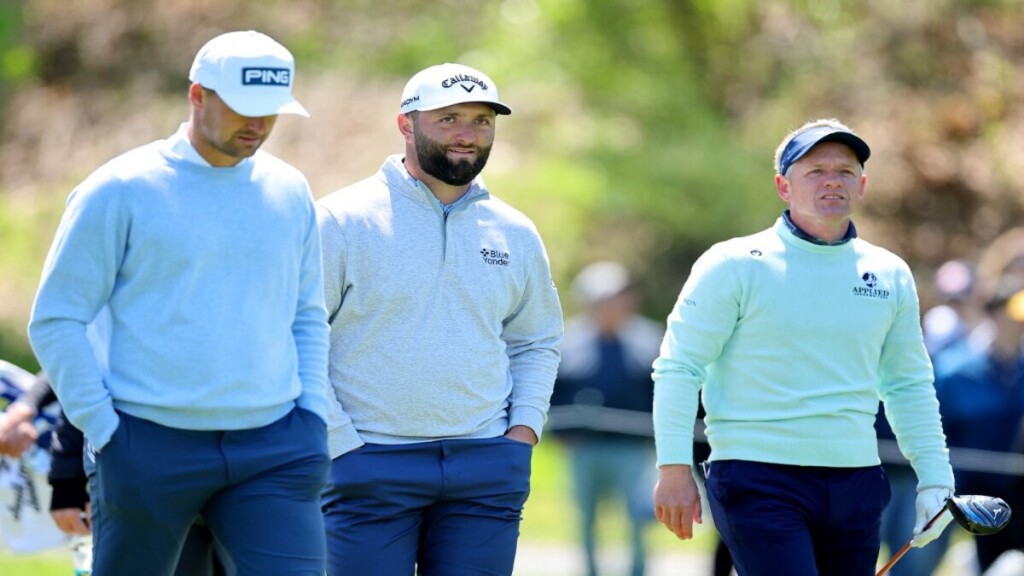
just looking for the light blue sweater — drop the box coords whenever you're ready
[317,155,563,458]
[28,127,330,450]
[653,217,954,489]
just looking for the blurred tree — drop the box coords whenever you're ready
[0,2,32,131]
[2,0,1024,360]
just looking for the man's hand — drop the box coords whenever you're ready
[654,464,702,539]
[0,402,39,457]
[51,503,91,536]
[504,425,538,446]
[911,487,954,548]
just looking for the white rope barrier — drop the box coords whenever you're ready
[546,405,1024,476]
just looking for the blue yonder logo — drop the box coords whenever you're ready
[242,67,291,86]
[480,248,510,267]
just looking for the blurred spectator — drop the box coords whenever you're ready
[0,361,66,555]
[933,276,1024,573]
[0,360,230,574]
[922,259,979,356]
[0,369,54,458]
[549,261,663,576]
[976,227,1024,300]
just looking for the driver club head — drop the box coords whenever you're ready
[946,495,1012,535]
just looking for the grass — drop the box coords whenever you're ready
[0,547,69,575]
[522,439,717,554]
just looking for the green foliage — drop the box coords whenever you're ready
[4,0,1024,351]
[0,2,31,81]
[0,191,54,366]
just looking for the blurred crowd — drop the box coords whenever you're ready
[876,227,1024,576]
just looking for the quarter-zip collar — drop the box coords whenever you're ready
[379,154,490,211]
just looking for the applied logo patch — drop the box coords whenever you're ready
[852,271,889,299]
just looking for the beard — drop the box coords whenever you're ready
[212,136,261,160]
[414,129,491,186]
[199,127,264,163]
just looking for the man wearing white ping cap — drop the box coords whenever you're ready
[29,30,330,574]
[318,63,563,575]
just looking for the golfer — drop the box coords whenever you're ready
[317,63,563,575]
[652,118,955,575]
[28,30,330,575]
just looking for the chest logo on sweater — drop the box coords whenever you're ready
[481,248,510,267]
[852,272,890,299]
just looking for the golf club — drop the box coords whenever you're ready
[876,494,1011,576]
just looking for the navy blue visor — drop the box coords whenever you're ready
[777,126,870,175]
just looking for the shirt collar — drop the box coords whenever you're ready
[169,123,253,168]
[395,155,485,211]
[169,123,213,167]
[781,210,857,246]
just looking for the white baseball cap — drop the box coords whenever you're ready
[400,63,512,116]
[189,30,309,118]
[571,261,632,305]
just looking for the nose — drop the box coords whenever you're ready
[823,169,843,186]
[245,116,269,131]
[453,121,477,144]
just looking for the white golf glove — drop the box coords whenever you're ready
[911,487,954,548]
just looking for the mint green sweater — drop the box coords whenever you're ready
[653,217,954,490]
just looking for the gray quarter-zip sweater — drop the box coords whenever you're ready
[317,155,563,458]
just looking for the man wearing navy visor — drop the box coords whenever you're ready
[651,118,955,575]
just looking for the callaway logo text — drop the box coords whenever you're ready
[443,73,488,93]
[480,248,510,267]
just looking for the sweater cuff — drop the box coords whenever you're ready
[509,405,547,443]
[327,422,364,459]
[296,392,328,425]
[49,477,89,511]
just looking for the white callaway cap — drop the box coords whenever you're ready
[189,30,309,118]
[400,63,512,116]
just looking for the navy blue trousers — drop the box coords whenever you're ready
[88,408,329,576]
[322,437,533,576]
[705,460,890,576]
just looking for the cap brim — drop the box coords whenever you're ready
[487,103,512,116]
[413,101,512,116]
[815,132,870,165]
[218,92,310,118]
[779,127,871,175]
